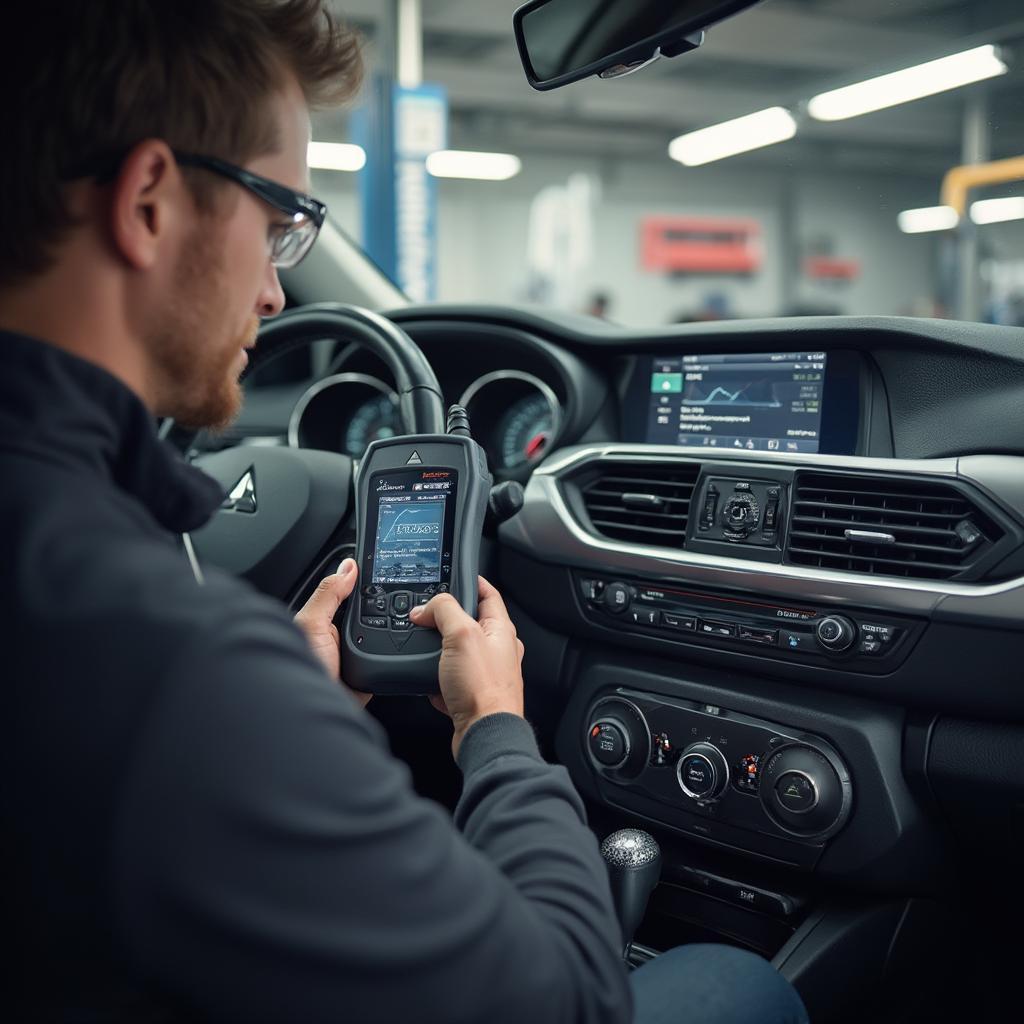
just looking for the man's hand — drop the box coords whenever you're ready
[409,576,525,757]
[293,558,372,708]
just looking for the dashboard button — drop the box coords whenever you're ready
[360,616,388,629]
[390,592,411,616]
[630,608,660,627]
[700,486,719,531]
[779,629,812,652]
[739,626,777,645]
[857,636,882,655]
[390,617,413,631]
[588,721,629,767]
[679,755,715,798]
[603,582,631,614]
[775,771,818,813]
[699,620,737,638]
[663,612,697,631]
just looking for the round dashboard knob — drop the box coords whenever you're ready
[720,494,760,538]
[588,719,629,769]
[815,615,857,652]
[585,697,651,779]
[676,742,729,802]
[603,582,632,615]
[760,744,850,837]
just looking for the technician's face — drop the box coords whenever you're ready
[150,77,310,430]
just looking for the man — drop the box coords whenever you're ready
[1,3,807,1022]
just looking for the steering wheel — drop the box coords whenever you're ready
[183,303,444,606]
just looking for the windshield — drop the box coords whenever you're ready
[311,0,1023,327]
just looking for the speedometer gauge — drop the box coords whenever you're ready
[289,374,401,456]
[344,394,401,457]
[498,394,555,469]
[458,371,562,474]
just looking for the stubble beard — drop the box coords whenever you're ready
[147,224,259,432]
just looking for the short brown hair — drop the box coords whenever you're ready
[0,0,362,288]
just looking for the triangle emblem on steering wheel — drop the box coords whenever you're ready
[222,467,257,514]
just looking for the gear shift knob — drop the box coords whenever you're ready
[600,828,662,953]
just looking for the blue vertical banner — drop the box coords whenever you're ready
[354,76,447,303]
[393,83,447,303]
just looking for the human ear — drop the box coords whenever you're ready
[109,139,179,271]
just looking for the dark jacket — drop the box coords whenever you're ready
[1,331,631,1023]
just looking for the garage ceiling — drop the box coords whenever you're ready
[319,0,1024,177]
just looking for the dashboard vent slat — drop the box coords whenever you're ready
[786,471,1003,581]
[580,462,699,548]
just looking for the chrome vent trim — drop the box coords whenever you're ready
[498,445,1024,602]
[787,471,1003,581]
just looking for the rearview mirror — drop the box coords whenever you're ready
[514,0,764,91]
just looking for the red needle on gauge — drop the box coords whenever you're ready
[525,432,549,460]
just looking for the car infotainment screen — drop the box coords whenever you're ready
[643,351,828,453]
[369,469,456,585]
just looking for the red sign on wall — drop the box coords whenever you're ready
[641,216,762,274]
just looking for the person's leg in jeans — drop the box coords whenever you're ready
[630,944,809,1024]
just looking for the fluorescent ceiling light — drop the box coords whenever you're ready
[808,44,1007,122]
[897,206,960,234]
[668,107,797,167]
[425,150,522,180]
[970,196,1024,225]
[307,141,366,172]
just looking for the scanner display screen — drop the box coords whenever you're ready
[369,468,457,585]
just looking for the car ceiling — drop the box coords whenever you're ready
[317,0,1024,178]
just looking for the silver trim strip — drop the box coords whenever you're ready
[844,529,896,544]
[287,373,400,450]
[499,445,1024,603]
[537,444,961,478]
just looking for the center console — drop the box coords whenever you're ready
[586,690,852,870]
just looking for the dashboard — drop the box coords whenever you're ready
[218,305,1024,1014]
[226,306,1024,908]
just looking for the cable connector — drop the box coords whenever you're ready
[446,404,472,437]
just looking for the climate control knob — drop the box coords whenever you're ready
[676,742,730,802]
[815,615,857,652]
[588,719,629,769]
[585,697,651,779]
[760,744,851,838]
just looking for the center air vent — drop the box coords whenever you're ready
[787,472,1004,580]
[579,462,699,547]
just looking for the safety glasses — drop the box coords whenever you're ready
[173,152,326,269]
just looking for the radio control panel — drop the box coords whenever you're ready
[577,574,920,672]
